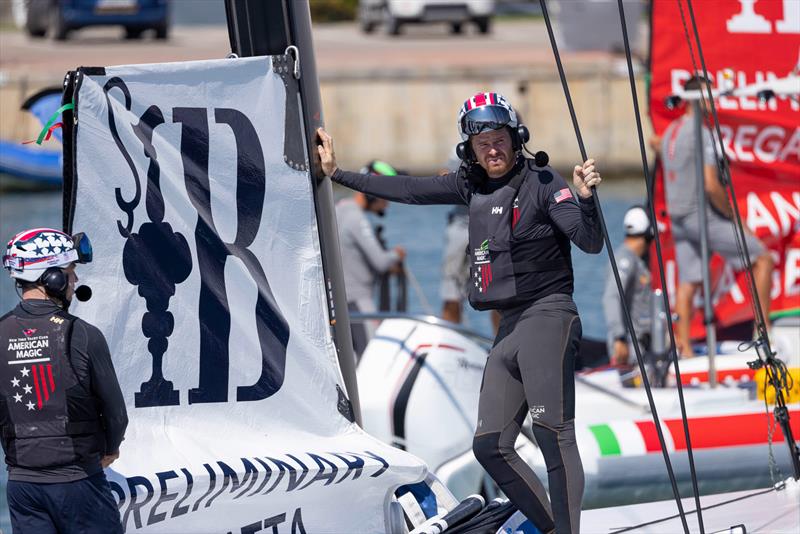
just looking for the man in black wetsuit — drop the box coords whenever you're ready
[1,228,127,533]
[317,91,603,534]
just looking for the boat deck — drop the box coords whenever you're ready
[581,478,800,533]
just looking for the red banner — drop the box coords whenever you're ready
[649,0,800,336]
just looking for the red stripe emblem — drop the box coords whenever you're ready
[32,365,43,409]
[32,363,56,409]
[474,93,487,107]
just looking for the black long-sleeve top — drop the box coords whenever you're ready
[332,159,603,308]
[332,160,603,254]
[8,299,128,483]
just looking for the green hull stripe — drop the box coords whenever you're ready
[771,308,800,320]
[589,424,621,456]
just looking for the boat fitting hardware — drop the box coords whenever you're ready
[285,45,300,80]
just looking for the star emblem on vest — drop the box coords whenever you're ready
[7,361,56,411]
[11,363,56,410]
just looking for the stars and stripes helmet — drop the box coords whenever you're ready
[457,92,520,141]
[3,228,92,282]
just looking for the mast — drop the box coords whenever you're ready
[223,0,362,425]
[692,101,717,388]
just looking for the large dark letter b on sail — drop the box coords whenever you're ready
[174,107,290,405]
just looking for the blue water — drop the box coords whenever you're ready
[0,182,647,332]
[0,179,646,528]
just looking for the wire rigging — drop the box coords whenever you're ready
[680,0,800,481]
[675,0,762,328]
[537,1,690,531]
[614,2,706,532]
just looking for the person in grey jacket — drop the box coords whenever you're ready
[336,160,406,358]
[659,75,773,356]
[602,206,653,386]
[317,91,603,534]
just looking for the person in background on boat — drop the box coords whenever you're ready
[602,206,653,387]
[439,150,503,333]
[335,161,406,359]
[318,91,604,534]
[439,151,471,324]
[0,228,127,533]
[659,75,774,357]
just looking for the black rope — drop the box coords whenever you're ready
[615,2,705,533]
[537,1,689,532]
[682,0,800,481]
[675,0,762,326]
[682,0,768,336]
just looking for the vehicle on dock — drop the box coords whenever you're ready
[358,0,495,36]
[14,0,169,41]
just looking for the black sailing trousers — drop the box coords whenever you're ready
[472,293,584,534]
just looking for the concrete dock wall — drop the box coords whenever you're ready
[319,68,653,174]
[1,68,653,175]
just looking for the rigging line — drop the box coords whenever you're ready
[675,0,761,326]
[676,0,781,487]
[537,1,689,532]
[683,0,800,481]
[681,0,770,341]
[608,485,778,534]
[615,3,705,534]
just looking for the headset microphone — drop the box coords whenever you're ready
[75,285,92,302]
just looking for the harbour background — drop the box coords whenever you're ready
[1,2,783,529]
[0,180,644,338]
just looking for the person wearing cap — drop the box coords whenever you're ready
[318,91,603,534]
[602,206,653,386]
[335,161,407,359]
[1,228,127,533]
[660,75,774,356]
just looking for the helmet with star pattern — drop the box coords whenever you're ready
[3,228,92,283]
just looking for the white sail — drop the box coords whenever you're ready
[69,55,429,533]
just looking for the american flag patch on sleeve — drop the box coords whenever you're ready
[554,188,573,203]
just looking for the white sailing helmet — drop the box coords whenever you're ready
[3,228,91,282]
[623,206,652,237]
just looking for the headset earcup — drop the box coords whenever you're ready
[456,142,472,161]
[40,267,67,298]
[518,125,530,145]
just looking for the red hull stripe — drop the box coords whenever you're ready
[634,420,663,452]
[663,411,800,450]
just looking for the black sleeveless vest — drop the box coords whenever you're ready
[467,167,572,311]
[0,307,101,469]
